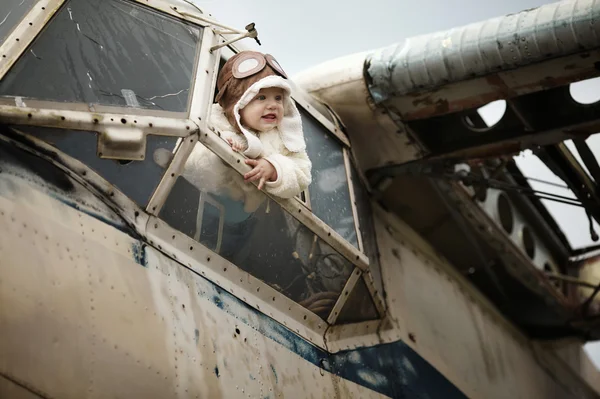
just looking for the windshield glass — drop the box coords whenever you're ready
[0,0,201,113]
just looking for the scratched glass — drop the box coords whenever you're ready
[159,142,355,321]
[0,0,36,47]
[0,0,200,113]
[301,108,359,248]
[14,126,177,206]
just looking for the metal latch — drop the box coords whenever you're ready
[97,127,146,161]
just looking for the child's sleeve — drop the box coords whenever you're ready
[263,150,312,199]
[220,130,249,153]
[181,142,228,195]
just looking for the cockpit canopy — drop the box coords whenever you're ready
[0,0,385,328]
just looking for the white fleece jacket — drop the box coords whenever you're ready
[181,103,312,213]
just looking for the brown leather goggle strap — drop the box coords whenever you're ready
[265,54,288,79]
[215,75,232,103]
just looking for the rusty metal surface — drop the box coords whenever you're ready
[0,150,385,399]
[1,133,599,398]
[384,50,600,121]
[0,139,467,399]
[367,0,600,106]
[297,1,600,171]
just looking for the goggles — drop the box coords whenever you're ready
[216,51,288,103]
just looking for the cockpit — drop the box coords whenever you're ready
[0,0,385,330]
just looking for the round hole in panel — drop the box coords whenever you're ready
[522,226,535,259]
[497,193,514,234]
[464,100,506,132]
[569,77,600,105]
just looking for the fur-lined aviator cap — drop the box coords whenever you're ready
[215,51,306,159]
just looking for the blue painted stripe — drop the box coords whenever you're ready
[0,131,463,397]
[48,185,464,397]
[194,268,466,399]
[131,242,148,267]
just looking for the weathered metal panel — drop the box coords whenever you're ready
[374,205,600,399]
[0,374,43,399]
[367,0,600,104]
[0,165,389,398]
[2,136,599,398]
[0,150,464,398]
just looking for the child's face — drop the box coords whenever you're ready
[240,87,284,132]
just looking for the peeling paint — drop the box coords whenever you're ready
[191,259,465,398]
[131,242,147,267]
[49,193,130,235]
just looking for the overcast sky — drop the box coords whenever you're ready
[200,0,550,75]
[196,0,600,366]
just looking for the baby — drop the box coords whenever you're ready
[181,51,312,212]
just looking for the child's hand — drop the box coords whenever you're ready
[244,158,278,190]
[226,137,246,152]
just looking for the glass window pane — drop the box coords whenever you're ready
[14,126,177,206]
[0,0,36,46]
[159,142,355,320]
[0,0,201,113]
[301,108,358,248]
[350,163,384,297]
[336,277,379,324]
